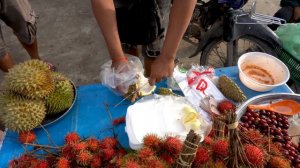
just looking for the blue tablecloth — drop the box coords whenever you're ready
[0,66,293,167]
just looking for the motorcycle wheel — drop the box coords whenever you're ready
[200,35,276,68]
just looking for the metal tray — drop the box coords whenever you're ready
[236,93,300,120]
[37,80,77,128]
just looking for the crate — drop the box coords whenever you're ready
[275,47,300,86]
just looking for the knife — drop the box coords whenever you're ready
[113,83,149,108]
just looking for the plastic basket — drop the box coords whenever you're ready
[275,47,300,86]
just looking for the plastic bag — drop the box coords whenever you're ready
[100,55,144,95]
[276,23,300,61]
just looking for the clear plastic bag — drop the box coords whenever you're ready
[276,23,300,61]
[100,55,144,95]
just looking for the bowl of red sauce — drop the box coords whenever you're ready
[237,52,290,92]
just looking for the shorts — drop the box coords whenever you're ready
[122,0,172,58]
[0,0,37,59]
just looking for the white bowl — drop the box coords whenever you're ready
[237,52,290,92]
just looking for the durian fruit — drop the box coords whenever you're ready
[4,64,54,99]
[0,92,46,132]
[124,83,140,102]
[157,87,179,96]
[51,72,67,81]
[218,75,247,102]
[45,80,74,114]
[21,59,50,71]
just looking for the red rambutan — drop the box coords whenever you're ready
[61,145,76,160]
[76,150,93,166]
[18,131,36,144]
[212,139,229,157]
[143,134,162,151]
[145,157,166,168]
[138,147,155,160]
[72,142,87,153]
[124,159,141,168]
[90,154,102,168]
[56,157,70,168]
[208,130,215,137]
[193,146,210,166]
[243,129,263,143]
[86,138,100,152]
[117,148,127,157]
[102,148,115,161]
[10,154,38,168]
[64,132,80,144]
[160,153,175,165]
[268,142,283,156]
[113,116,125,126]
[269,156,291,168]
[203,136,213,146]
[217,100,236,114]
[100,137,117,149]
[163,136,183,156]
[32,160,49,168]
[244,144,265,166]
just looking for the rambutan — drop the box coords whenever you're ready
[143,134,162,151]
[212,139,229,157]
[56,157,70,168]
[244,144,265,166]
[243,129,263,143]
[90,154,102,168]
[72,142,87,153]
[100,137,118,149]
[163,136,182,156]
[203,136,213,146]
[144,157,167,168]
[117,148,127,157]
[193,146,210,166]
[86,138,100,152]
[205,159,226,168]
[61,145,76,160]
[64,132,80,144]
[113,116,125,126]
[124,160,141,168]
[76,150,93,166]
[18,131,36,144]
[269,156,291,168]
[208,130,215,137]
[138,147,155,160]
[160,153,175,165]
[217,100,236,114]
[102,148,115,161]
[10,154,38,168]
[32,160,49,168]
[268,142,283,156]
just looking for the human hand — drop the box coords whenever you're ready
[111,56,130,94]
[148,56,175,86]
[293,7,300,22]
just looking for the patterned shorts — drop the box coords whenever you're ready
[0,0,37,58]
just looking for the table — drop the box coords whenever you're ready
[0,66,293,167]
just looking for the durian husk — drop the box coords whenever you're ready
[219,75,247,102]
[45,80,74,114]
[51,72,68,81]
[21,59,50,71]
[0,92,46,132]
[4,64,55,99]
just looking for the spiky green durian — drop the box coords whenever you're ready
[51,72,68,81]
[45,80,74,114]
[21,59,50,71]
[4,64,54,99]
[219,75,247,102]
[0,92,46,132]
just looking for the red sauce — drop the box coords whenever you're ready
[242,64,275,85]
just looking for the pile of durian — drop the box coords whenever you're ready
[0,60,74,132]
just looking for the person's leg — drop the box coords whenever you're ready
[143,0,172,77]
[0,53,14,72]
[0,0,40,59]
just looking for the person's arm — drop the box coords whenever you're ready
[149,0,197,86]
[294,7,300,21]
[91,0,127,67]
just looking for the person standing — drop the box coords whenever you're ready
[91,0,196,86]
